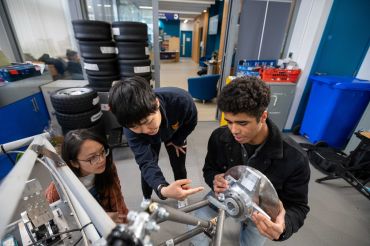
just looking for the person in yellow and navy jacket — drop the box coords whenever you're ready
[109,76,204,203]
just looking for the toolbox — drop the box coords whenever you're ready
[0,63,41,82]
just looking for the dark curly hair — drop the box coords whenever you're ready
[217,76,270,121]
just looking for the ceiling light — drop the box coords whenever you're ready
[140,6,153,9]
[203,9,207,13]
[97,4,102,7]
[104,4,111,7]
[184,19,188,23]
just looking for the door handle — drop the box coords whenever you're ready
[31,98,40,112]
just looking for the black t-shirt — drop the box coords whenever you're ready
[241,143,260,165]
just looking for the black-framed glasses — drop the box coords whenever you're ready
[77,148,110,165]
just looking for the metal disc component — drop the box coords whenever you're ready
[224,165,280,221]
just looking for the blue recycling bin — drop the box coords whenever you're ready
[300,75,370,149]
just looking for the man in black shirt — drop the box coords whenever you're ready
[192,76,310,245]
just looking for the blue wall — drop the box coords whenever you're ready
[159,19,180,37]
[205,0,224,58]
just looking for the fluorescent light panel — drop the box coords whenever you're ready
[140,6,153,9]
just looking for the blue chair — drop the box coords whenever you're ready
[188,74,220,103]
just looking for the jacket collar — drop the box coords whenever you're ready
[157,96,169,129]
[219,118,284,160]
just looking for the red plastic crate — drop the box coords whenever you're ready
[261,68,301,83]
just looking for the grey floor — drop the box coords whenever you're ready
[113,121,370,246]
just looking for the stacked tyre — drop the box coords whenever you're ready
[50,88,105,136]
[112,21,152,82]
[72,20,120,92]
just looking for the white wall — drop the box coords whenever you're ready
[284,0,334,129]
[180,21,194,31]
[357,46,370,81]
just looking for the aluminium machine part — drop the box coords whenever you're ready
[208,165,280,222]
[21,179,60,244]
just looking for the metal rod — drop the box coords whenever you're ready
[158,226,204,246]
[153,204,211,229]
[46,160,115,237]
[38,140,115,238]
[152,0,160,87]
[213,209,226,246]
[0,136,43,238]
[180,199,210,213]
[0,132,50,154]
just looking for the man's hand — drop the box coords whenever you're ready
[213,173,229,194]
[161,179,204,200]
[252,201,286,240]
[166,142,187,157]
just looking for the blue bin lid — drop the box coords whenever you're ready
[309,75,370,91]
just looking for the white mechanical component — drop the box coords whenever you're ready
[208,166,280,221]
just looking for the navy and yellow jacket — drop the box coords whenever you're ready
[123,87,198,194]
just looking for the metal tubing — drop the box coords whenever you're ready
[156,204,211,229]
[158,226,204,246]
[180,199,210,213]
[66,186,101,242]
[0,136,44,238]
[0,132,50,153]
[42,140,116,238]
[157,199,211,224]
[213,209,226,246]
[36,139,115,239]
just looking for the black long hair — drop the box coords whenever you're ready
[61,129,114,195]
[109,76,158,128]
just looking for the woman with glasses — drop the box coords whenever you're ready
[45,129,129,223]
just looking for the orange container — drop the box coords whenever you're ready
[261,68,301,83]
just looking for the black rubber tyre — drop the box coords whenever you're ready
[51,87,99,114]
[56,106,103,129]
[118,59,151,77]
[79,41,117,59]
[112,21,147,41]
[86,86,112,92]
[116,42,149,60]
[72,20,112,41]
[83,58,119,76]
[62,118,106,138]
[87,75,120,88]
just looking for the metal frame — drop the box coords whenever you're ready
[0,133,231,245]
[148,200,226,246]
[0,133,113,241]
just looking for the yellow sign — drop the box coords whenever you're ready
[220,76,236,126]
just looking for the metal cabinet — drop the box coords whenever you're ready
[0,92,50,179]
[267,82,296,130]
[0,92,49,143]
